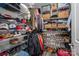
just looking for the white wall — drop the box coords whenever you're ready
[76,4,79,41]
[71,3,79,56]
[74,3,79,55]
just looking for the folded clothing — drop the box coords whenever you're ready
[15,51,29,56]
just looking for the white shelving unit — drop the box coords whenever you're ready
[42,3,71,31]
[0,35,28,53]
[41,4,71,51]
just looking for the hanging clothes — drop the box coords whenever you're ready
[27,32,42,56]
[37,34,44,51]
[34,9,42,32]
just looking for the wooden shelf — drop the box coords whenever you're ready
[44,28,68,30]
[50,17,68,20]
[43,17,68,23]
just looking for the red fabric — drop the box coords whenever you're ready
[16,25,22,30]
[0,36,4,40]
[57,49,71,56]
[26,26,31,31]
[21,19,26,23]
[38,34,44,51]
[0,51,8,56]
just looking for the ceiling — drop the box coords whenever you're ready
[24,3,50,8]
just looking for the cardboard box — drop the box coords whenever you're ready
[42,13,51,20]
[44,23,52,29]
[58,10,69,18]
[64,36,70,43]
[51,4,57,11]
[51,23,57,29]
[58,24,67,29]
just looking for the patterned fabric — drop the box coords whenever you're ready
[38,34,44,51]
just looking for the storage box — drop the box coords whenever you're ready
[51,4,58,11]
[58,24,67,29]
[42,13,51,20]
[44,23,52,29]
[51,23,57,29]
[64,36,70,43]
[58,10,69,18]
